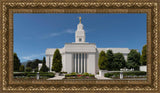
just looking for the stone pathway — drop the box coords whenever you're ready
[47,76,65,80]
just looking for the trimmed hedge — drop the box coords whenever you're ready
[123,71,146,76]
[65,73,95,78]
[104,72,120,78]
[104,71,146,78]
[14,72,55,78]
[39,72,55,78]
[60,72,67,74]
[27,73,36,77]
[14,73,28,77]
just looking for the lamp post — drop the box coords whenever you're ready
[120,68,123,79]
[37,72,39,80]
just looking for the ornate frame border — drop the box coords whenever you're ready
[0,0,159,92]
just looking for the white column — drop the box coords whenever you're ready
[85,53,87,73]
[49,56,51,72]
[83,53,84,73]
[75,53,76,73]
[84,53,86,73]
[81,53,83,73]
[78,53,79,73]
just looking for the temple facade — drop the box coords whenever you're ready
[45,17,131,74]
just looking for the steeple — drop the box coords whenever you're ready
[75,17,86,43]
[79,16,81,23]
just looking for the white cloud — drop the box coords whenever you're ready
[21,53,45,61]
[50,33,61,36]
[43,29,75,39]
[65,29,75,34]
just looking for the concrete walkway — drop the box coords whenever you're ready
[95,75,112,80]
[47,75,111,80]
[47,76,65,80]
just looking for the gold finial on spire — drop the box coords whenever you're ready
[79,16,81,23]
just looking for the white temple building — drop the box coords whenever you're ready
[45,17,132,74]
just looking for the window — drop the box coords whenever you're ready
[79,38,82,42]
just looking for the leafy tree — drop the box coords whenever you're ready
[31,59,42,69]
[14,53,21,72]
[113,53,126,71]
[26,61,32,68]
[52,49,62,72]
[26,59,42,69]
[19,65,25,72]
[25,67,32,72]
[127,49,140,70]
[106,50,114,71]
[98,51,108,70]
[40,57,49,72]
[140,45,147,65]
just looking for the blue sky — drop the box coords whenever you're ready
[14,13,147,62]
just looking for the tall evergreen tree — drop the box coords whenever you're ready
[140,45,147,65]
[52,49,62,72]
[14,53,21,72]
[106,50,114,71]
[40,57,49,72]
[113,53,126,70]
[127,49,140,70]
[98,51,108,70]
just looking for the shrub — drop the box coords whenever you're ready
[60,72,67,74]
[104,73,114,78]
[65,74,71,77]
[89,74,94,77]
[70,72,77,76]
[83,72,89,76]
[104,72,120,78]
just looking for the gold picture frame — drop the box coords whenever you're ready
[0,0,159,92]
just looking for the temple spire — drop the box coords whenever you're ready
[79,16,81,23]
[75,17,85,43]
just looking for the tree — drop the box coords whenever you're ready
[106,50,114,71]
[26,61,32,68]
[40,57,49,72]
[113,53,126,70]
[26,59,42,69]
[25,67,32,72]
[19,65,25,72]
[127,49,140,70]
[140,45,147,65]
[31,59,42,69]
[14,53,21,72]
[52,49,62,72]
[98,51,108,70]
